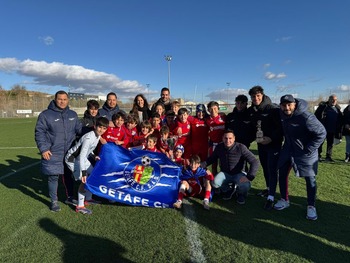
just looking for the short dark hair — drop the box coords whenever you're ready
[248,86,264,96]
[151,112,161,119]
[161,87,170,94]
[87,99,99,109]
[235,95,248,103]
[55,90,68,99]
[112,112,125,121]
[178,108,188,116]
[140,120,152,129]
[107,92,117,99]
[224,129,235,136]
[207,101,219,109]
[190,154,201,164]
[126,114,138,125]
[96,117,109,128]
[160,125,170,134]
[147,134,158,143]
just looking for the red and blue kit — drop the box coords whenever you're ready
[180,167,214,198]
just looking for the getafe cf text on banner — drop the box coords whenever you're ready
[86,143,181,208]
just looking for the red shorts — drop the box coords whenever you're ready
[184,180,203,198]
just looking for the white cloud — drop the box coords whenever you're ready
[337,84,350,92]
[264,71,287,80]
[0,57,154,98]
[275,36,292,42]
[263,63,271,69]
[205,88,248,102]
[276,84,304,93]
[39,36,54,45]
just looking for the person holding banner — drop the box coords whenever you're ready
[173,155,214,210]
[65,117,109,214]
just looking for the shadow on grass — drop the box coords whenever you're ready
[39,218,132,262]
[1,154,52,209]
[186,194,350,262]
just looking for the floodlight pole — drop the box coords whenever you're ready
[164,55,172,89]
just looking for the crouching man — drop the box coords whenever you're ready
[201,130,259,204]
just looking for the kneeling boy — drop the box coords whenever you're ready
[173,155,213,210]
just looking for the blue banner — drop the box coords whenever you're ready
[86,143,181,208]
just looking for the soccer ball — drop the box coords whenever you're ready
[141,156,151,166]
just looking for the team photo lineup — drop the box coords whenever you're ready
[34,85,350,221]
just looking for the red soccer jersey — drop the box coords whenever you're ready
[206,113,226,143]
[173,120,191,146]
[190,117,209,161]
[125,126,138,148]
[133,132,148,148]
[102,125,128,147]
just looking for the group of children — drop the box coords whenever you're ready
[65,98,228,214]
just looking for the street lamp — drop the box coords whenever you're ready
[164,55,172,89]
[146,83,150,101]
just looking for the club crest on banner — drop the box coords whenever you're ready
[124,155,161,192]
[86,143,181,208]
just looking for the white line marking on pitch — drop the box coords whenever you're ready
[0,161,40,181]
[182,200,207,263]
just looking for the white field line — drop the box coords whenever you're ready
[0,161,40,181]
[0,207,47,253]
[182,200,207,263]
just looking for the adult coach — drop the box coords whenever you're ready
[276,95,326,220]
[314,94,343,162]
[151,87,172,112]
[99,92,123,121]
[202,130,259,204]
[35,90,82,212]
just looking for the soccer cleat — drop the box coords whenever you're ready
[324,157,335,163]
[203,199,210,210]
[264,199,274,210]
[256,189,269,198]
[76,206,92,215]
[173,200,182,209]
[222,184,237,200]
[84,199,101,206]
[345,153,349,163]
[65,197,78,206]
[306,206,318,220]
[50,201,61,212]
[236,194,246,205]
[274,199,290,210]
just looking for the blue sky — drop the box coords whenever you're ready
[0,0,349,103]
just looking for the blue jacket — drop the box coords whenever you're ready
[98,102,122,121]
[35,100,82,175]
[278,99,326,171]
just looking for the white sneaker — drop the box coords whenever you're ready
[173,200,182,209]
[306,206,318,220]
[274,199,290,210]
[203,199,210,210]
